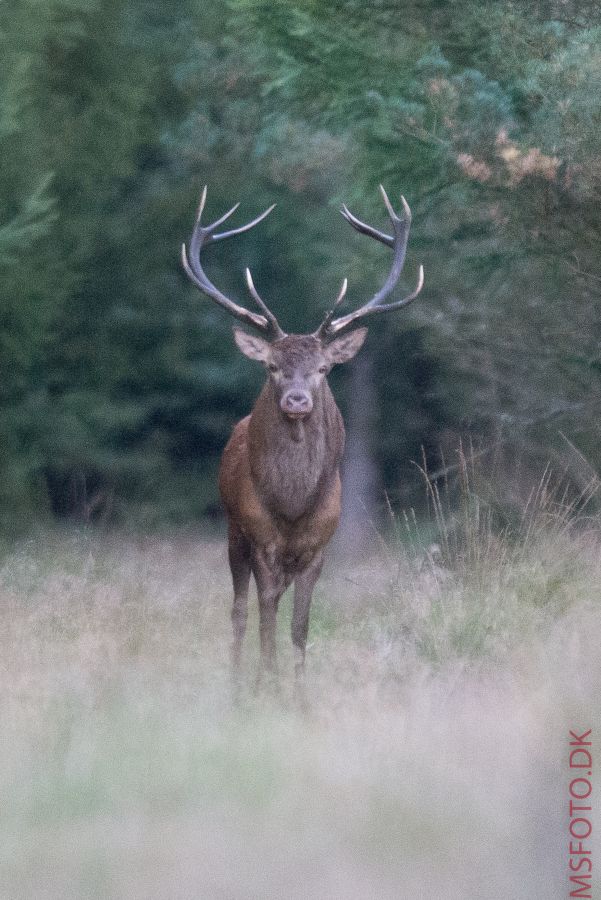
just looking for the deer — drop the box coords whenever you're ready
[181,185,423,688]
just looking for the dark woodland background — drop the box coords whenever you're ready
[1,0,601,531]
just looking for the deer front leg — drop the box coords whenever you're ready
[252,545,285,686]
[227,522,251,678]
[291,550,324,680]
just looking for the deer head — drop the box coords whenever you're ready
[181,184,424,416]
[231,330,368,420]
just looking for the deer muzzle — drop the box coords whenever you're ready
[280,389,313,419]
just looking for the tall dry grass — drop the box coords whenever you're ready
[1,462,600,898]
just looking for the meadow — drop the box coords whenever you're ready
[1,472,600,899]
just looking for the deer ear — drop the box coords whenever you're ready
[233,327,271,362]
[324,328,368,365]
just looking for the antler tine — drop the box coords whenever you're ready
[208,201,241,231]
[245,268,284,336]
[339,184,406,248]
[195,185,208,223]
[340,204,394,247]
[214,203,276,242]
[317,186,423,340]
[182,188,285,339]
[313,278,348,340]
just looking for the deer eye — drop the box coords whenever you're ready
[318,365,328,374]
[268,362,279,373]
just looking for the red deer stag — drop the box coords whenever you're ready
[181,186,423,684]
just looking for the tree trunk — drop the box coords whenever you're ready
[337,350,379,554]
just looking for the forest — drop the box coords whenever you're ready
[2,0,601,530]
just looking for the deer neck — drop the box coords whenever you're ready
[248,380,341,522]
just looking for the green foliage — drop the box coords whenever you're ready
[1,0,601,526]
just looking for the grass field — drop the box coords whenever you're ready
[1,488,600,898]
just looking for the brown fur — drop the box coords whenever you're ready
[218,330,366,685]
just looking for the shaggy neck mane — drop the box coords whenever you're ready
[248,379,343,522]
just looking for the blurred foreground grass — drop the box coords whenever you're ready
[0,510,600,899]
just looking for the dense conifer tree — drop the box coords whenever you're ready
[1,0,600,526]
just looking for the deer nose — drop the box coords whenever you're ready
[281,390,313,417]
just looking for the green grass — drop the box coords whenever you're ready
[0,507,600,898]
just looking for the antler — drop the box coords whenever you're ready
[314,185,424,340]
[181,186,285,340]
